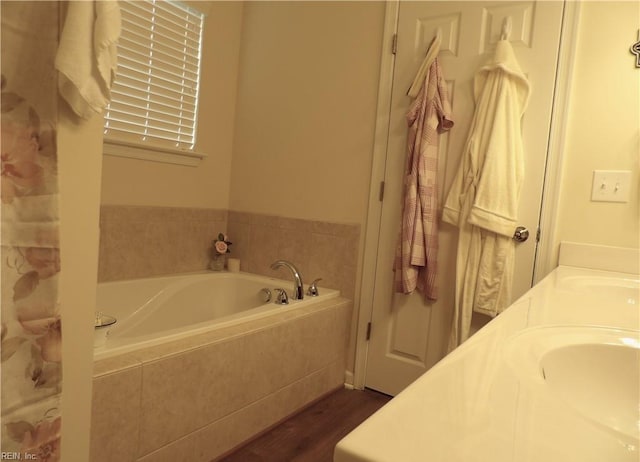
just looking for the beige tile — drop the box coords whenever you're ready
[248,224,280,276]
[335,299,354,354]
[227,210,252,224]
[191,365,341,462]
[140,318,311,455]
[176,207,202,222]
[94,207,359,458]
[90,297,349,461]
[97,221,109,282]
[300,359,344,402]
[93,354,142,378]
[126,312,286,364]
[99,204,116,221]
[311,220,360,238]
[225,212,361,299]
[242,320,308,391]
[191,222,219,270]
[277,215,314,232]
[128,297,348,365]
[276,227,312,279]
[325,357,348,390]
[208,220,229,239]
[210,208,229,222]
[101,220,149,280]
[99,206,229,281]
[240,325,284,392]
[308,232,359,298]
[144,221,181,276]
[135,299,348,456]
[300,305,342,374]
[137,337,247,456]
[136,434,195,462]
[250,212,279,228]
[336,266,358,301]
[180,207,225,223]
[226,221,250,268]
[173,221,205,272]
[117,205,155,223]
[100,204,133,224]
[90,366,143,462]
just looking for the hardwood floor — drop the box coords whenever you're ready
[217,388,391,462]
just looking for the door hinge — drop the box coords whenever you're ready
[391,33,398,55]
[378,181,385,202]
[536,228,541,243]
[366,322,372,341]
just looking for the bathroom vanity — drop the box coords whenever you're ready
[335,243,639,462]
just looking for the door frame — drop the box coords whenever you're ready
[353,0,582,390]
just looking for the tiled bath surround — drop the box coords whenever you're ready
[226,211,360,301]
[90,298,352,462]
[98,206,228,281]
[98,206,361,300]
[94,206,359,461]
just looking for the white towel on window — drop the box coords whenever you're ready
[55,0,121,119]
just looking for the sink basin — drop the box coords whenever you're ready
[505,326,640,441]
[542,342,639,439]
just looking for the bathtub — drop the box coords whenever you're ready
[94,271,339,360]
[91,270,350,461]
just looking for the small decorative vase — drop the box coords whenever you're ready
[209,254,226,271]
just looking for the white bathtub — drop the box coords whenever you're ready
[94,271,339,360]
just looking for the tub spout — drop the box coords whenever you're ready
[270,260,304,300]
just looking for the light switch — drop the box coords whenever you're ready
[591,170,632,203]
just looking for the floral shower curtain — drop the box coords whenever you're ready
[1,2,63,459]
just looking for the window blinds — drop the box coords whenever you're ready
[104,0,204,153]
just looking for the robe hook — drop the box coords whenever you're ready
[501,17,512,41]
[631,29,640,68]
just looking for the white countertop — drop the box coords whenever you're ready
[335,265,640,462]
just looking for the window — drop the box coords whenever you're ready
[104,0,205,165]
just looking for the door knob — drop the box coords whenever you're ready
[512,226,529,242]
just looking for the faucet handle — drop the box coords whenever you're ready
[307,278,322,297]
[274,288,289,305]
[260,288,272,303]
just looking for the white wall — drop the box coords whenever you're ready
[100,1,244,209]
[228,1,385,374]
[229,1,385,224]
[553,1,639,255]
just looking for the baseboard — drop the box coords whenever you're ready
[344,370,355,389]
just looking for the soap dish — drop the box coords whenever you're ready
[94,312,117,329]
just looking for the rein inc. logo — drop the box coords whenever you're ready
[1,453,37,460]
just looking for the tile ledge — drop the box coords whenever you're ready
[93,355,143,378]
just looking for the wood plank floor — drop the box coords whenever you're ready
[217,388,391,462]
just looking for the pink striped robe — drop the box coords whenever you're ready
[393,58,453,300]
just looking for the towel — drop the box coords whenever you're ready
[55,0,121,119]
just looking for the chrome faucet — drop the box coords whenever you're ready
[270,260,304,300]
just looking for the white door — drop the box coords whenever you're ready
[365,1,565,396]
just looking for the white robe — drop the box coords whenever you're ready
[442,40,530,349]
